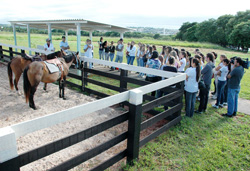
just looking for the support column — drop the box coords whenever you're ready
[12,24,17,52]
[120,32,124,39]
[47,23,52,42]
[65,30,68,42]
[76,23,81,56]
[27,24,31,55]
[89,30,93,42]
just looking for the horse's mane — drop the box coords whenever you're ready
[46,51,61,59]
[63,54,74,63]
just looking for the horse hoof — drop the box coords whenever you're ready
[29,104,37,110]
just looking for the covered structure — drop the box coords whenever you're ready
[9,19,132,55]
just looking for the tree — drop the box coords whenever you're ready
[229,21,250,51]
[214,15,234,46]
[176,22,197,40]
[195,19,217,43]
[183,24,198,42]
[153,33,160,39]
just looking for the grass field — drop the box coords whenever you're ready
[3,32,248,99]
[1,32,250,170]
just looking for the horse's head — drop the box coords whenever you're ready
[60,49,67,57]
[71,51,79,65]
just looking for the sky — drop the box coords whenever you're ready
[0,0,249,29]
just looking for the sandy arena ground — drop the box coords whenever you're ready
[0,63,127,170]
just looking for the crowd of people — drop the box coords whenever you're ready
[44,36,245,118]
[97,37,245,118]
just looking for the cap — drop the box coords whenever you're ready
[46,38,51,42]
[62,36,65,38]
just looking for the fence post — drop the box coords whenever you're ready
[127,89,143,165]
[0,127,19,171]
[9,47,13,60]
[0,45,3,59]
[173,80,184,118]
[83,62,88,88]
[21,49,25,57]
[120,69,128,92]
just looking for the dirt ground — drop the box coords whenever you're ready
[0,63,128,170]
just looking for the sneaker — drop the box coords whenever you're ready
[223,102,227,106]
[219,104,224,108]
[195,110,203,114]
[212,104,219,109]
[212,95,217,100]
[221,113,233,117]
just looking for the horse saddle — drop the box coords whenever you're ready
[44,58,64,80]
[22,54,42,62]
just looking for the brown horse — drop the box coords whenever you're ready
[23,52,78,110]
[7,50,66,93]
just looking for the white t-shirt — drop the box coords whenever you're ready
[178,58,186,72]
[184,67,198,93]
[60,41,69,52]
[136,49,141,57]
[127,46,137,56]
[218,66,228,81]
[44,43,54,51]
[116,44,124,56]
[84,44,93,58]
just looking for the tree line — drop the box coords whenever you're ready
[176,10,250,52]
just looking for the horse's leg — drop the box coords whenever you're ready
[14,72,22,95]
[59,80,62,98]
[29,85,38,110]
[62,78,66,100]
[43,83,47,91]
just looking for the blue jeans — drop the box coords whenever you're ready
[105,52,109,61]
[111,55,123,70]
[215,80,226,106]
[110,53,115,62]
[127,56,135,65]
[136,58,140,66]
[227,88,240,115]
[99,50,104,60]
[185,91,197,117]
[139,58,145,76]
[115,55,123,63]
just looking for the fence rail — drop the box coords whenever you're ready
[0,45,186,171]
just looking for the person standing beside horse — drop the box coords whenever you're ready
[60,36,70,53]
[84,39,93,69]
[44,38,54,53]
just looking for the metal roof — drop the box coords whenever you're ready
[9,19,132,32]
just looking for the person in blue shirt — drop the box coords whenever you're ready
[60,36,70,53]
[222,57,244,117]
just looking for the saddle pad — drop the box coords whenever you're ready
[44,61,64,74]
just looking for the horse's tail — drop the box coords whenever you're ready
[23,66,31,103]
[7,61,14,90]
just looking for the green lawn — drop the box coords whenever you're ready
[123,106,250,171]
[1,32,249,171]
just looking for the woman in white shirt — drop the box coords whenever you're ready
[213,58,230,108]
[127,41,136,65]
[185,58,201,117]
[178,51,187,72]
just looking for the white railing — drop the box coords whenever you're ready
[0,46,186,163]
[0,43,51,55]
